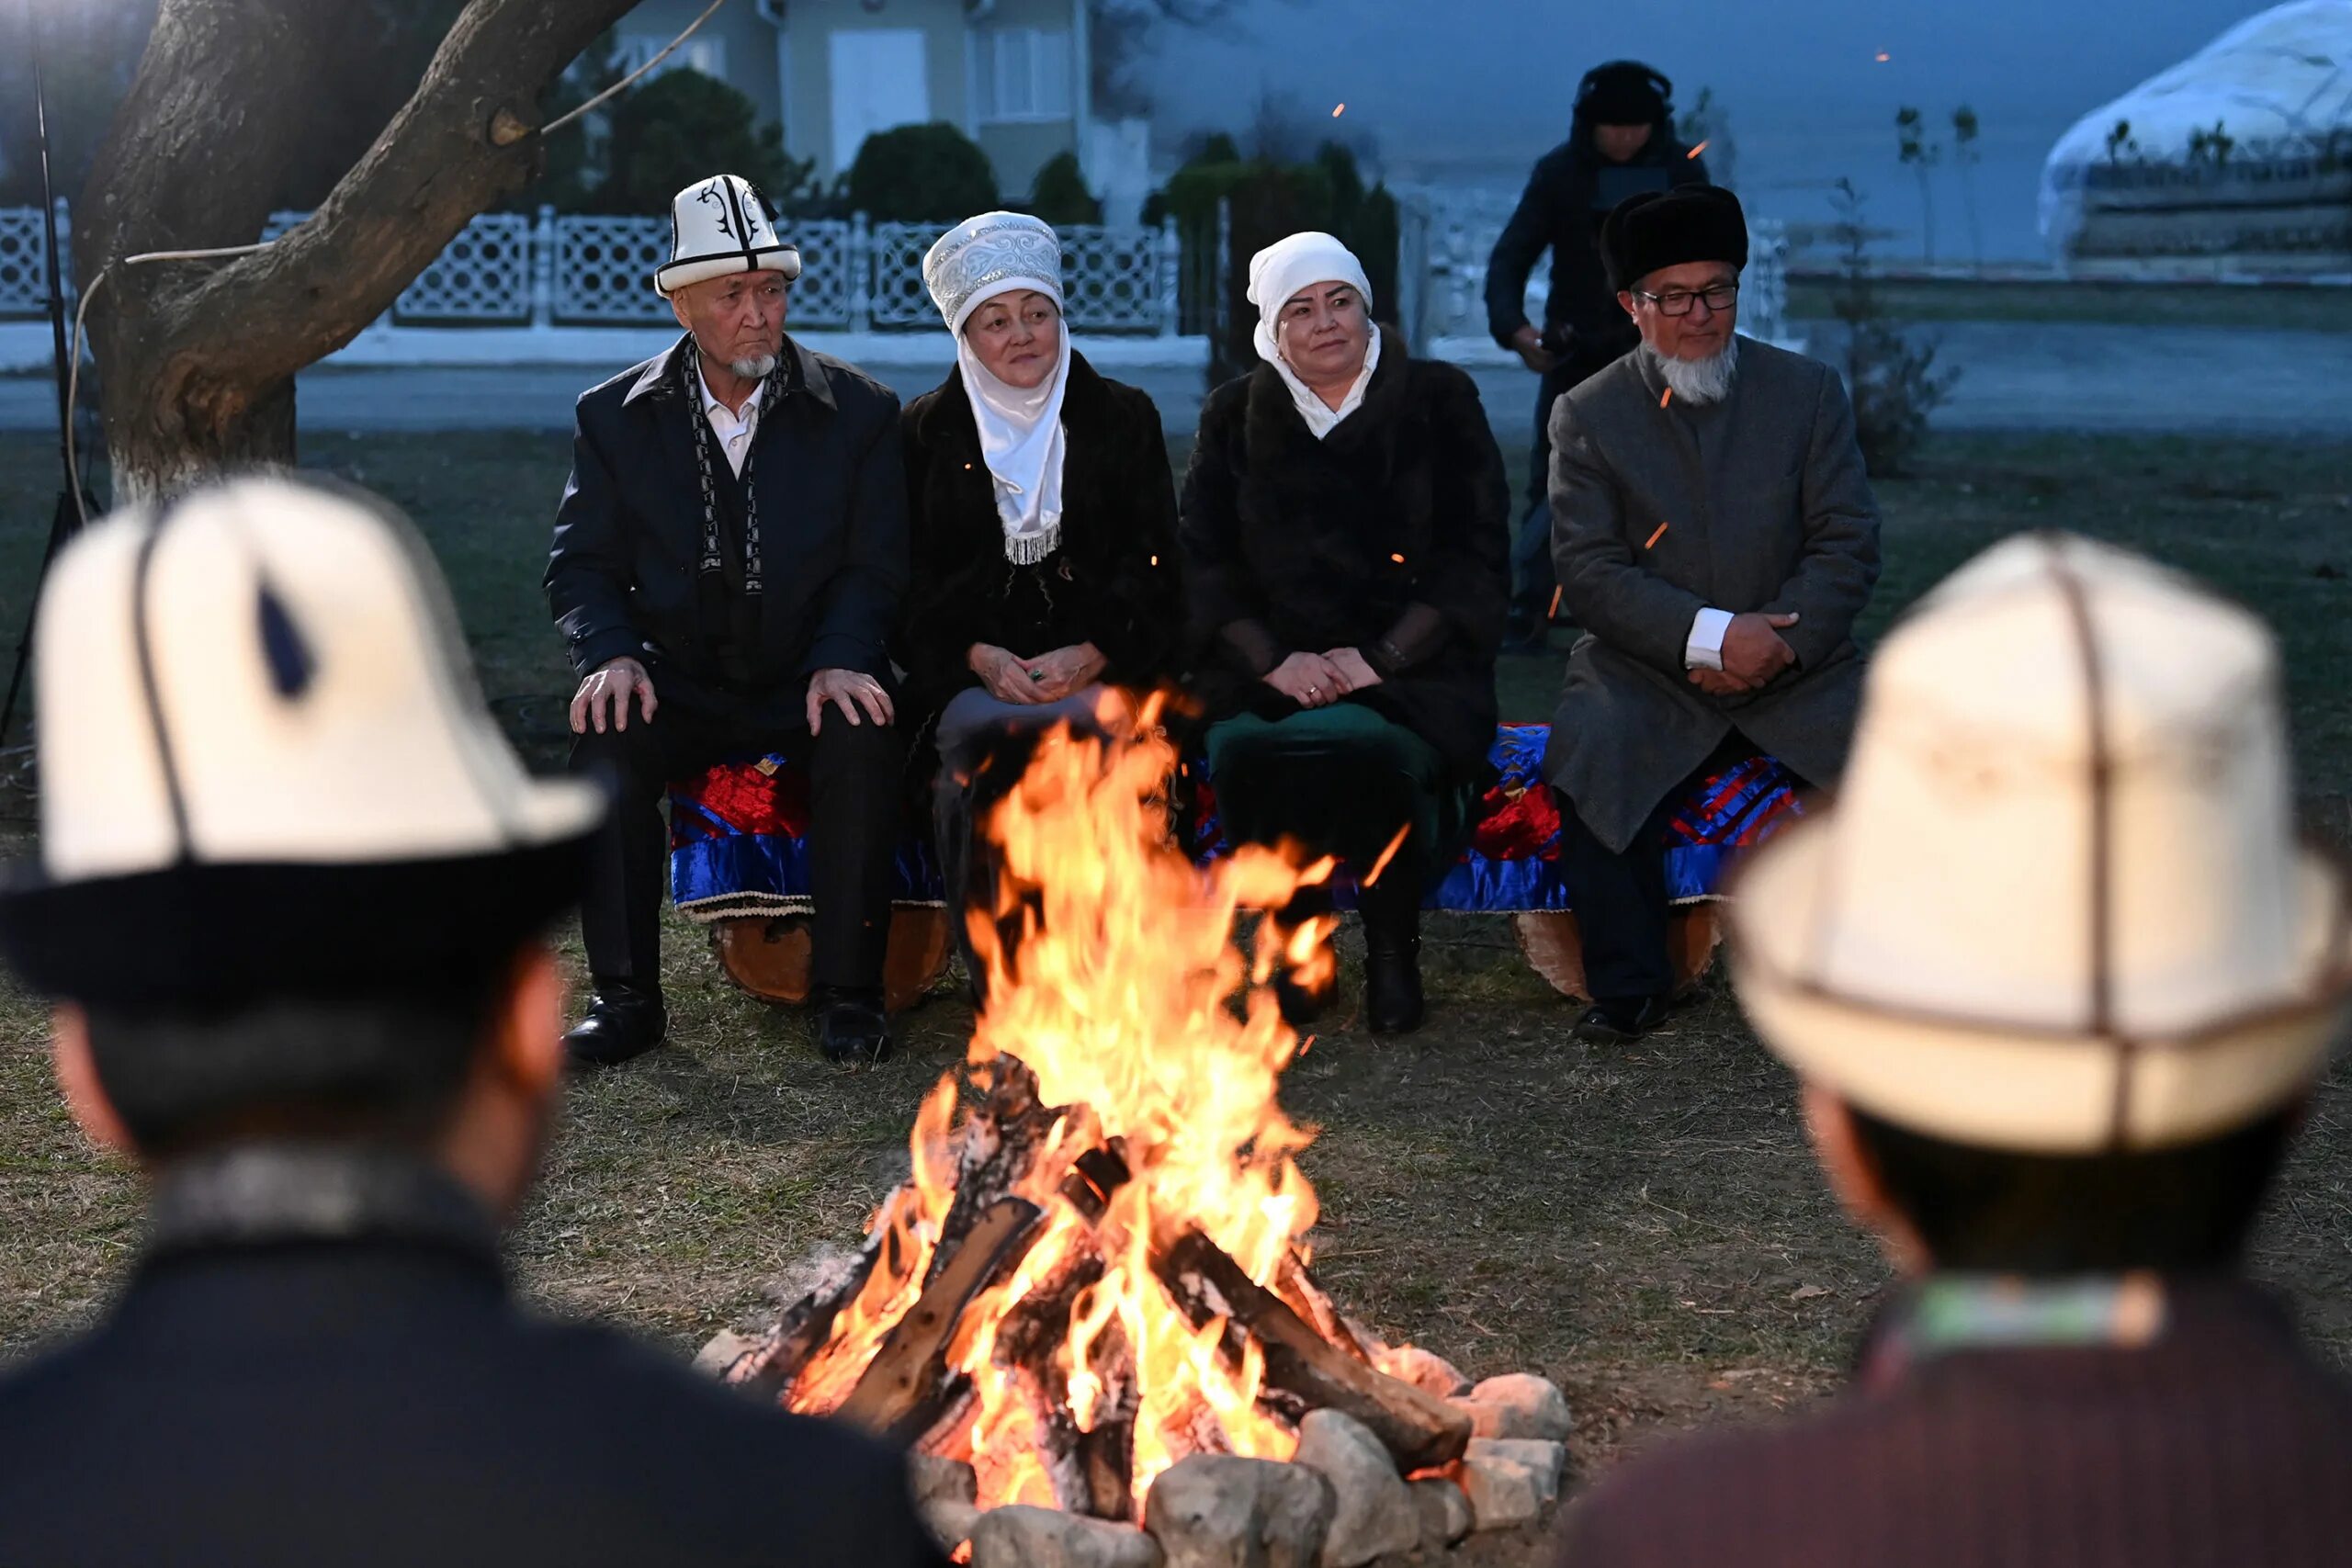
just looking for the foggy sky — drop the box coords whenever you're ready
[1149,0,2264,153]
[1142,0,2276,254]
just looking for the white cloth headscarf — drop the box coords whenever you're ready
[923,212,1071,564]
[1247,231,1382,440]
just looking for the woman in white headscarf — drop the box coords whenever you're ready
[901,211,1182,995]
[1179,231,1509,1036]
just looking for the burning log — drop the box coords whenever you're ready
[927,1061,1066,1281]
[1152,1227,1472,1472]
[837,1196,1047,1444]
[729,1224,894,1400]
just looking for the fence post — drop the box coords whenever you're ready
[848,212,872,333]
[1156,216,1180,338]
[532,204,557,329]
[51,197,72,305]
[1212,197,1231,356]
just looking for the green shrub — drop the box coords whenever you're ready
[595,68,813,216]
[1023,151,1104,227]
[845,121,1000,222]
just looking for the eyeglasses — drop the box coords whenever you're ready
[1632,283,1739,317]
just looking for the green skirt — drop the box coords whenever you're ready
[1204,703,1478,919]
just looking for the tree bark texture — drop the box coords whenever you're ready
[76,0,644,502]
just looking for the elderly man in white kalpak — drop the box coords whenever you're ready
[546,175,910,1067]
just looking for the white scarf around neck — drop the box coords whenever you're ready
[956,321,1071,565]
[1263,327,1383,441]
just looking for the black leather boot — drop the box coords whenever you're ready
[812,985,892,1065]
[1362,911,1425,1035]
[562,981,668,1069]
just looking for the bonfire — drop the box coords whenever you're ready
[711,707,1570,1561]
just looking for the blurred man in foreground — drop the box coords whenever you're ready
[0,478,943,1568]
[1555,533,2352,1566]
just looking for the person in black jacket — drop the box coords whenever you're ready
[0,476,945,1568]
[547,175,909,1067]
[1485,62,1709,650]
[1182,232,1509,1035]
[901,213,1182,993]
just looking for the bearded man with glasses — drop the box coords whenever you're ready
[1543,186,1883,1043]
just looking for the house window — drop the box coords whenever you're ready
[616,31,729,83]
[972,28,1072,123]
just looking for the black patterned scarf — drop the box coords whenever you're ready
[678,334,786,600]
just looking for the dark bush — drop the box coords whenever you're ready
[595,68,812,217]
[845,121,1000,223]
[1023,151,1104,227]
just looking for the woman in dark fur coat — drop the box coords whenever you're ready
[1180,231,1510,1034]
[901,212,1182,989]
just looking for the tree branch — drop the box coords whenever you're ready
[161,0,647,384]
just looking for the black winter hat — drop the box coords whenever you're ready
[1600,186,1748,292]
[1577,62,1671,126]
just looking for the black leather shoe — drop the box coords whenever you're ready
[563,984,668,1069]
[1363,926,1425,1035]
[812,986,892,1065]
[1573,993,1670,1044]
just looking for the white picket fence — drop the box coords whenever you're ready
[2,202,1189,336]
[0,196,1788,356]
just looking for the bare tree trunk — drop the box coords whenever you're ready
[75,0,643,502]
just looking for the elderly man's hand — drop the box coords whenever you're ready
[571,657,658,734]
[1722,612,1801,687]
[1265,652,1346,709]
[1688,668,1755,697]
[808,668,894,734]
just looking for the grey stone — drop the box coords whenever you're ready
[1368,1342,1471,1398]
[1292,1410,1419,1567]
[689,1328,757,1378]
[1458,1375,1574,1442]
[971,1506,1164,1568]
[1464,1438,1566,1506]
[1146,1454,1336,1568]
[922,1501,983,1555]
[1409,1479,1474,1550]
[1457,1455,1544,1533]
[909,1454,979,1510]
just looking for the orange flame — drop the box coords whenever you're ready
[790,705,1365,1511]
[1687,141,1709,159]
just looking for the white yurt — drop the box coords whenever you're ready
[2040,1,2352,277]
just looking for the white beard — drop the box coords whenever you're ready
[1646,335,1740,406]
[730,353,780,380]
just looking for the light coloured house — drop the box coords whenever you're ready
[614,0,1145,212]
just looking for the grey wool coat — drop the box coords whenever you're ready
[1545,336,1882,852]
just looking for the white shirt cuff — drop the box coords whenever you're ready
[1685,606,1734,671]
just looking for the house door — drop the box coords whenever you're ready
[829,29,930,174]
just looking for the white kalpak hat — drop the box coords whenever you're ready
[922,210,1064,333]
[655,174,804,298]
[0,478,605,1006]
[1731,533,2352,1154]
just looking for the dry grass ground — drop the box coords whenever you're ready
[0,424,2347,1501]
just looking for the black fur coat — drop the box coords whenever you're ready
[1178,331,1510,773]
[898,353,1182,728]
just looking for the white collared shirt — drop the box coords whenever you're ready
[697,366,763,477]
